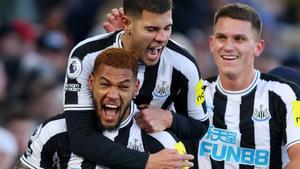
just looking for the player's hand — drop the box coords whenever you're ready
[102,7,124,32]
[135,104,173,133]
[146,149,194,169]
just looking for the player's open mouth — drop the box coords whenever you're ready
[103,104,119,117]
[148,46,162,58]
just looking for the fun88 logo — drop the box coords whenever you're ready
[199,126,270,167]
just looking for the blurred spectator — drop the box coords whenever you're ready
[0,62,7,104]
[282,51,300,71]
[22,30,69,82]
[172,0,214,35]
[255,54,281,73]
[64,0,104,43]
[0,127,18,169]
[4,114,37,159]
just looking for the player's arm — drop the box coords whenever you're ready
[12,160,31,169]
[135,106,209,139]
[170,111,209,139]
[65,110,149,168]
[283,81,300,169]
[284,143,300,169]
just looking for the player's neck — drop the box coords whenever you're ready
[121,32,133,52]
[219,70,256,91]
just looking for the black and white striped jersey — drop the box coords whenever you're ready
[198,70,300,169]
[64,30,207,122]
[20,103,185,169]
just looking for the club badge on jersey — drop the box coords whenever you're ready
[152,81,170,98]
[252,104,271,122]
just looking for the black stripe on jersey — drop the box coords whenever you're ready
[269,91,285,168]
[169,69,188,115]
[134,62,159,106]
[65,79,81,105]
[211,90,227,169]
[167,40,201,77]
[40,132,71,169]
[115,120,133,145]
[65,32,119,105]
[239,90,255,169]
[213,91,227,129]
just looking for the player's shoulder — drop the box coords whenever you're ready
[33,113,67,140]
[70,31,120,57]
[260,72,300,93]
[165,39,196,61]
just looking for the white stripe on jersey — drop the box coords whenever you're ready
[150,132,177,149]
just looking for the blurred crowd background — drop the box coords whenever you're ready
[0,0,300,168]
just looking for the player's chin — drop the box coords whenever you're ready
[101,120,118,129]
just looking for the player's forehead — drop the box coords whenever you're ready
[137,10,173,27]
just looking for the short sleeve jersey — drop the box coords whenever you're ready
[198,70,300,169]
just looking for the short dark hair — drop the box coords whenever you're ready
[93,48,139,78]
[123,0,173,18]
[213,3,262,39]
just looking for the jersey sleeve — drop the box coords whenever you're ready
[20,123,53,168]
[63,51,96,109]
[283,83,300,149]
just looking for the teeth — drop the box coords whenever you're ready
[103,104,119,117]
[222,55,238,60]
[104,104,118,109]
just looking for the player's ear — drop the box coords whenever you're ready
[88,74,94,90]
[254,39,265,58]
[133,79,140,97]
[122,16,132,35]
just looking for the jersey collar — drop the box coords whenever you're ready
[116,31,124,48]
[217,70,260,96]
